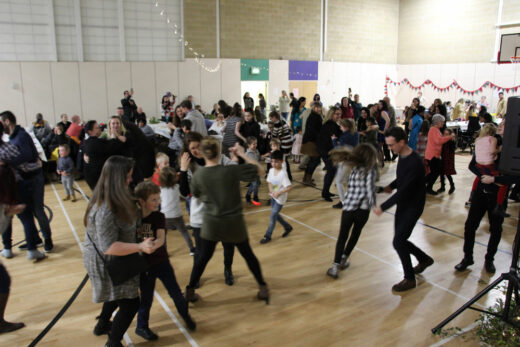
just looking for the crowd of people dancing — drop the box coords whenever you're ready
[0,86,515,346]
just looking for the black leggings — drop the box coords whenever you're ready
[334,209,370,263]
[305,155,321,177]
[192,228,235,269]
[440,174,454,187]
[426,157,441,191]
[188,237,266,289]
[285,156,293,181]
[99,297,140,344]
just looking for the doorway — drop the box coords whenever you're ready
[241,81,268,110]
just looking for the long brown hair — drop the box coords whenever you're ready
[329,143,378,175]
[83,155,137,226]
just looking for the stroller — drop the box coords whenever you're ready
[457,116,480,153]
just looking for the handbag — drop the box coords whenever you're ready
[301,141,318,157]
[86,230,149,286]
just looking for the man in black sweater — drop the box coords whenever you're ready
[373,127,434,292]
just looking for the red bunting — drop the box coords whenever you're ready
[385,76,520,95]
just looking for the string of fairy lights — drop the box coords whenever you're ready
[153,0,221,72]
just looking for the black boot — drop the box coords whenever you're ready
[183,314,196,331]
[224,267,234,286]
[93,316,112,336]
[493,204,510,218]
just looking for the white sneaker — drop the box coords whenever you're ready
[327,264,339,279]
[339,255,350,270]
[27,250,45,262]
[1,249,13,259]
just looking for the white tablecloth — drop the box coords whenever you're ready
[447,118,502,132]
[149,122,172,138]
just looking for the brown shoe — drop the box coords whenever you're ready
[257,284,269,304]
[392,278,416,292]
[71,197,77,202]
[184,287,200,303]
[63,196,70,201]
[413,257,434,274]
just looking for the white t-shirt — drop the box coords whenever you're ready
[160,186,182,218]
[267,168,291,205]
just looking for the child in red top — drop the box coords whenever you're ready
[152,152,169,186]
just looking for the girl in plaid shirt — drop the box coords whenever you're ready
[327,144,378,279]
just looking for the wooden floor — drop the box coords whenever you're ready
[1,153,518,347]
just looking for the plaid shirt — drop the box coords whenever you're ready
[342,167,377,211]
[0,142,20,162]
[416,134,428,158]
[0,142,22,180]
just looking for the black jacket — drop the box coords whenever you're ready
[317,120,341,156]
[84,136,125,189]
[302,111,322,144]
[240,121,261,143]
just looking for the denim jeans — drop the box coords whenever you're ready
[265,198,291,238]
[281,112,289,120]
[246,176,260,200]
[137,260,188,328]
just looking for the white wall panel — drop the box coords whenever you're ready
[318,61,334,108]
[20,62,55,124]
[220,59,241,105]
[155,61,179,116]
[79,62,108,123]
[50,62,82,119]
[200,59,222,113]
[106,62,131,115]
[178,60,201,105]
[0,62,26,125]
[268,60,289,110]
[130,62,156,117]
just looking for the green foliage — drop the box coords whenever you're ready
[149,117,159,124]
[474,294,520,346]
[435,285,520,346]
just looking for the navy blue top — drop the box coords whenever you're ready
[7,125,39,171]
[57,156,75,173]
[333,131,359,148]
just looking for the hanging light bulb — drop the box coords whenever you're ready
[167,18,170,23]
[154,1,158,7]
[160,9,165,15]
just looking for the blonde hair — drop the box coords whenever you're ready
[107,116,127,139]
[155,152,169,165]
[200,137,220,160]
[478,123,497,139]
[339,118,356,134]
[270,138,281,147]
[324,106,340,123]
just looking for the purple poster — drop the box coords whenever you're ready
[289,60,318,81]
